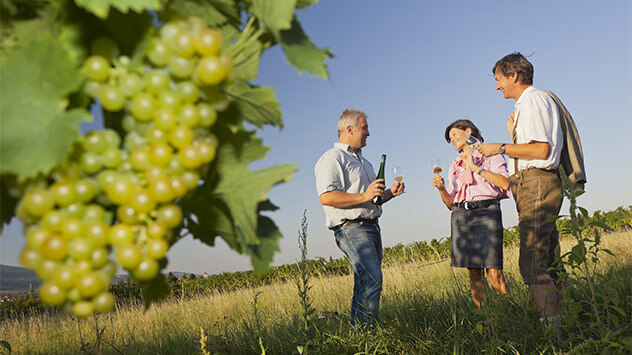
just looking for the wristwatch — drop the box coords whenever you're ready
[498,143,506,155]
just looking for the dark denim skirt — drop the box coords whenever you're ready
[450,200,504,269]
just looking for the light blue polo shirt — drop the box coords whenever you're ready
[314,143,382,229]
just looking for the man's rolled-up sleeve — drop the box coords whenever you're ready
[315,154,344,196]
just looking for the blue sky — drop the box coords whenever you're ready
[2,0,631,275]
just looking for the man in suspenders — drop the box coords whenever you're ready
[478,53,565,324]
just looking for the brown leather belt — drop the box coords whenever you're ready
[454,199,499,211]
[329,218,379,231]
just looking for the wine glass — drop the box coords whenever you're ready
[393,166,404,182]
[466,134,481,150]
[431,159,444,188]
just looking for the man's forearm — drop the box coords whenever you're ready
[320,190,369,208]
[505,142,550,160]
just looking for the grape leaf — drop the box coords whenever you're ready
[233,37,262,81]
[223,81,282,128]
[183,129,296,271]
[0,37,90,180]
[251,0,296,39]
[73,0,161,19]
[0,176,18,233]
[280,18,331,78]
[140,273,170,309]
[168,0,240,27]
[296,0,318,9]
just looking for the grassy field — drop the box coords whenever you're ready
[1,231,631,354]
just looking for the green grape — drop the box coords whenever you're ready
[147,221,167,239]
[54,163,82,182]
[106,176,135,204]
[100,261,118,278]
[149,143,173,167]
[91,248,110,269]
[67,287,81,302]
[68,238,94,260]
[42,210,66,232]
[131,93,156,122]
[148,176,174,203]
[61,217,84,239]
[80,152,104,175]
[130,147,153,171]
[51,181,77,207]
[41,234,68,261]
[176,81,199,103]
[108,223,135,246]
[83,204,105,222]
[195,140,216,163]
[84,131,107,153]
[102,129,121,148]
[63,203,86,219]
[146,126,168,144]
[202,86,229,112]
[74,259,93,274]
[132,258,159,280]
[187,16,206,35]
[122,115,136,133]
[153,108,178,132]
[53,265,79,289]
[195,28,222,57]
[157,90,182,111]
[170,175,188,198]
[196,56,229,85]
[119,72,144,97]
[117,205,139,225]
[168,55,195,78]
[145,70,170,94]
[219,53,234,74]
[129,189,156,214]
[102,147,123,168]
[181,171,201,191]
[178,145,202,169]
[147,239,168,259]
[84,55,110,82]
[179,104,200,128]
[97,170,119,191]
[76,271,105,298]
[40,281,67,306]
[93,292,115,313]
[73,301,94,317]
[197,103,217,127]
[124,131,148,151]
[91,37,119,61]
[159,23,180,45]
[26,226,51,249]
[171,30,196,58]
[83,81,101,98]
[19,248,41,269]
[85,220,109,248]
[169,125,194,149]
[145,166,167,180]
[23,188,55,217]
[157,204,183,228]
[98,85,125,112]
[36,259,60,279]
[147,38,171,67]
[74,179,98,203]
[115,244,142,270]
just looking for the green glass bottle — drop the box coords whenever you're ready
[372,154,386,205]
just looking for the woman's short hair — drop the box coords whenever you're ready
[444,119,484,143]
[492,52,534,85]
[337,109,367,138]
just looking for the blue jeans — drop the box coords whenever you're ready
[334,222,383,324]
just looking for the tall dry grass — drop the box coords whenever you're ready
[1,231,630,354]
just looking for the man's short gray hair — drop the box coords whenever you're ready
[337,109,367,138]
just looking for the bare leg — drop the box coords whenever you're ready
[486,268,510,294]
[531,281,561,317]
[467,268,486,308]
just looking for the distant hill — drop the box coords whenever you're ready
[0,265,200,292]
[0,264,41,292]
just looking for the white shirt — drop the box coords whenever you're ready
[314,143,382,229]
[509,86,563,173]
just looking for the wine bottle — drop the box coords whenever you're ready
[372,154,386,205]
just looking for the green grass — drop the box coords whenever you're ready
[1,231,631,354]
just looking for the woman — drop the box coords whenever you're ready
[432,119,510,308]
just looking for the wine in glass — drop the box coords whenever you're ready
[431,159,442,174]
[393,166,404,182]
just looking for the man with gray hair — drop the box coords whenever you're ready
[314,109,404,324]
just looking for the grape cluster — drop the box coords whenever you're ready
[16,17,232,317]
